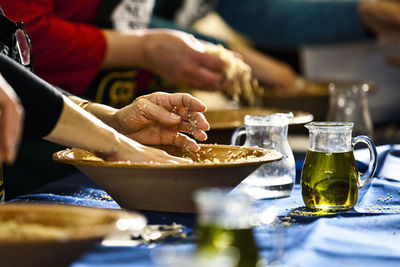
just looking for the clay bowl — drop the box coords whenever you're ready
[0,203,146,267]
[53,144,282,213]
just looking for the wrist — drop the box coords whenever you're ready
[77,100,93,111]
[84,102,121,131]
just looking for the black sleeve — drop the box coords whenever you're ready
[0,53,64,138]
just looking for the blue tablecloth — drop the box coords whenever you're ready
[11,145,400,266]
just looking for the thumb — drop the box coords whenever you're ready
[193,50,225,71]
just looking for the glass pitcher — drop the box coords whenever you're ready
[231,113,295,199]
[326,82,374,138]
[301,122,377,210]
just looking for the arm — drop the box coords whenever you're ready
[0,74,23,164]
[69,91,210,152]
[151,12,298,90]
[0,0,106,95]
[0,53,190,163]
[45,96,190,164]
[2,1,231,93]
[216,0,370,49]
[102,28,228,91]
[359,0,400,40]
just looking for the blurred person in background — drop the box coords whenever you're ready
[0,0,298,110]
[151,0,400,127]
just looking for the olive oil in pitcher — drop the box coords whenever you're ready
[300,122,377,211]
[301,150,359,210]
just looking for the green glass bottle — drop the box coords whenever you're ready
[194,189,262,267]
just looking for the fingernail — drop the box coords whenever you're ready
[193,144,201,152]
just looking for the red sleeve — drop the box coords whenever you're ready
[1,0,106,95]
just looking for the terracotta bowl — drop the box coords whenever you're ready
[0,203,146,267]
[53,144,281,213]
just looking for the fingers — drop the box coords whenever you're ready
[148,92,207,112]
[192,50,225,72]
[135,97,210,136]
[172,133,200,152]
[147,93,210,140]
[186,66,227,91]
[145,146,193,164]
[107,136,193,164]
[136,98,181,126]
[173,109,209,141]
[180,122,208,141]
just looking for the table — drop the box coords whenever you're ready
[10,144,400,266]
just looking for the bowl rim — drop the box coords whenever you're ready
[52,144,282,169]
[0,203,146,245]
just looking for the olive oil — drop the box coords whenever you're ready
[196,224,260,267]
[301,150,359,210]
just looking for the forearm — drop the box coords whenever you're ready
[0,54,64,137]
[68,96,123,131]
[1,1,107,94]
[101,29,147,70]
[44,96,120,157]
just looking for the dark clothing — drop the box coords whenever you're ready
[0,53,64,137]
[0,53,73,200]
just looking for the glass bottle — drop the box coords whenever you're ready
[194,189,262,267]
[231,113,295,199]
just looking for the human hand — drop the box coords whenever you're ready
[230,44,298,94]
[0,74,24,164]
[360,0,400,40]
[253,58,298,94]
[48,96,191,164]
[105,133,192,164]
[110,92,210,152]
[143,29,229,91]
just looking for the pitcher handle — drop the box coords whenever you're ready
[352,135,378,188]
[231,126,246,146]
